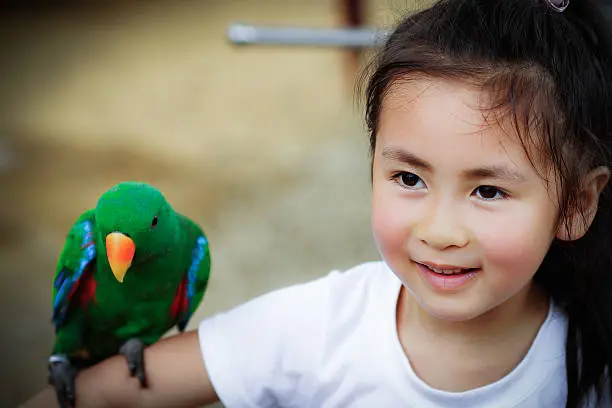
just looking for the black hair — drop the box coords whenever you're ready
[362,0,612,406]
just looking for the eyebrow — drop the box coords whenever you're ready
[381,147,527,182]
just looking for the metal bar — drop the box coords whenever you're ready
[227,23,388,48]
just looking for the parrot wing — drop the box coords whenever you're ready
[52,210,97,331]
[171,218,211,332]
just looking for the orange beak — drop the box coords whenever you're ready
[105,232,136,283]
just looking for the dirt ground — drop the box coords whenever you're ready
[0,1,420,406]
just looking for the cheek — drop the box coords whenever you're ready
[371,185,418,256]
[475,206,556,273]
[372,208,403,253]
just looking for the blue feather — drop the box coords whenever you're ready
[54,270,66,290]
[178,235,207,331]
[52,220,96,329]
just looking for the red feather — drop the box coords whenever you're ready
[78,264,97,308]
[171,277,188,321]
[64,263,97,311]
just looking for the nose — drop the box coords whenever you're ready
[414,199,469,250]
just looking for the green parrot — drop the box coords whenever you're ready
[48,181,211,408]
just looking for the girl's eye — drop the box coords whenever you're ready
[393,172,425,189]
[474,186,508,200]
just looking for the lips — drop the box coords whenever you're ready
[416,261,478,275]
[415,261,480,291]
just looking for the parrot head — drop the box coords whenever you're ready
[95,181,180,283]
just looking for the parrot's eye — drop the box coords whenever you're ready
[151,216,159,228]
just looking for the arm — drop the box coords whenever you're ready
[20,330,219,408]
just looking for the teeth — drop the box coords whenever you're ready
[428,265,465,275]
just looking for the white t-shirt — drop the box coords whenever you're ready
[197,261,598,407]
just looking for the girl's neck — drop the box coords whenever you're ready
[397,284,549,392]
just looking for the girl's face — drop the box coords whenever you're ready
[371,78,560,321]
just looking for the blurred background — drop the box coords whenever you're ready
[0,0,427,406]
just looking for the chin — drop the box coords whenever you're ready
[421,301,488,322]
[404,285,496,323]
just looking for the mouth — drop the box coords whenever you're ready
[414,260,480,291]
[417,262,479,276]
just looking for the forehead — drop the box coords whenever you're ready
[97,186,165,217]
[377,78,537,168]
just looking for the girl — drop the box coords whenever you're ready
[21,0,612,407]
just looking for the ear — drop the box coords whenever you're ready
[557,166,610,241]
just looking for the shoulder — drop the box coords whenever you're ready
[74,208,96,225]
[319,260,398,323]
[176,212,206,238]
[197,260,396,407]
[230,260,389,309]
[267,260,395,326]
[293,260,391,302]
[200,260,391,340]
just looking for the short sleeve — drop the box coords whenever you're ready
[197,272,337,408]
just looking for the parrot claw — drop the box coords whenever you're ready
[119,338,148,387]
[48,354,78,408]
